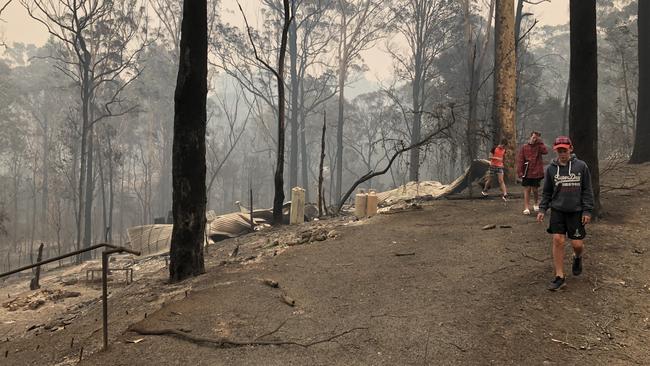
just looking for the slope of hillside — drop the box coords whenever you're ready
[2,163,649,365]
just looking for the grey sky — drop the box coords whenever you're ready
[1,0,569,79]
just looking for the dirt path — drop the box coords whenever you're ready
[2,165,650,365]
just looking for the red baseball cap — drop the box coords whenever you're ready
[553,136,572,150]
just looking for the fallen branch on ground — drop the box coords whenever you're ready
[521,253,549,263]
[394,252,415,257]
[551,338,579,350]
[591,276,601,292]
[129,325,368,348]
[594,317,617,340]
[447,341,467,352]
[488,264,520,274]
[254,319,288,340]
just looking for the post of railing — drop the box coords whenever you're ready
[100,246,140,350]
[102,250,109,351]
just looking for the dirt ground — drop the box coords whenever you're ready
[1,162,650,365]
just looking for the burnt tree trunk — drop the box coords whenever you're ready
[40,116,49,246]
[288,0,299,191]
[569,0,600,214]
[318,112,327,217]
[630,1,650,163]
[107,133,114,243]
[81,124,94,260]
[409,54,423,182]
[271,0,292,225]
[335,67,346,204]
[30,243,44,290]
[169,0,208,281]
[299,106,310,202]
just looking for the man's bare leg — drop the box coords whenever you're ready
[552,234,566,278]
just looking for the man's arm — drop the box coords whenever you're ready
[539,141,548,155]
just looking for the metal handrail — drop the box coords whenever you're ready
[0,243,141,351]
[0,243,136,278]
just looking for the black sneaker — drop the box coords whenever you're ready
[548,276,566,291]
[572,255,582,276]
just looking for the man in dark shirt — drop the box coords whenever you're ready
[537,136,594,291]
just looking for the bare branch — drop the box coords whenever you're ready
[237,1,281,80]
[130,325,368,348]
[337,107,457,212]
[0,0,12,16]
[523,0,550,4]
[517,19,538,45]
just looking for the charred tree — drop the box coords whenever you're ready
[569,0,600,214]
[318,111,327,217]
[289,0,299,191]
[169,0,208,281]
[239,0,292,224]
[630,1,650,163]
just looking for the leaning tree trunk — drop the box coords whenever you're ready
[169,0,208,282]
[569,0,600,214]
[493,0,517,182]
[630,1,650,163]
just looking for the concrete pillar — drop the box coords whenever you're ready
[290,187,305,225]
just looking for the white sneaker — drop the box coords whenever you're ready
[533,205,539,212]
[523,209,530,215]
[481,191,488,197]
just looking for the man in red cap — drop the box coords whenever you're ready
[516,131,548,215]
[536,136,594,291]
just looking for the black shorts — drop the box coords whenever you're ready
[521,178,542,187]
[547,209,587,240]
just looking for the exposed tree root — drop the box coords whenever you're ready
[129,325,368,348]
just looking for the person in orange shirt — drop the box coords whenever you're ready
[482,138,508,201]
